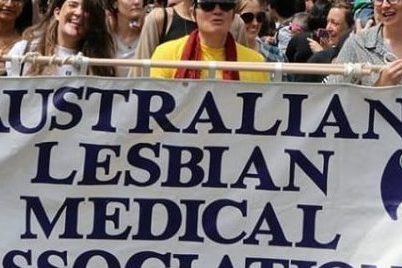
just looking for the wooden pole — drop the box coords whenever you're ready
[0,54,383,76]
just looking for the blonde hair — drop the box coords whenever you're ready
[236,0,261,13]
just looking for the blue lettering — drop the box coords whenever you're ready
[38,250,67,268]
[2,250,32,268]
[132,199,181,240]
[363,98,402,139]
[283,150,333,195]
[85,88,130,132]
[73,250,120,268]
[236,92,281,135]
[21,196,84,239]
[161,145,204,187]
[296,204,340,249]
[232,146,280,191]
[243,202,292,247]
[31,142,77,185]
[203,199,247,244]
[281,94,308,137]
[309,94,359,139]
[77,143,121,185]
[125,143,161,186]
[183,91,231,134]
[87,198,131,240]
[129,89,179,133]
[5,89,52,133]
[49,86,83,130]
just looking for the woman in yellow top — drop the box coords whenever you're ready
[150,0,269,82]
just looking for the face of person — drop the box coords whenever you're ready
[325,7,349,46]
[117,0,144,21]
[54,0,90,48]
[305,0,314,13]
[0,0,24,24]
[374,0,402,27]
[194,1,235,37]
[241,0,263,41]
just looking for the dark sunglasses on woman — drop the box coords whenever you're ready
[240,12,265,24]
[197,2,236,12]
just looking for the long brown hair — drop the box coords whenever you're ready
[23,0,116,76]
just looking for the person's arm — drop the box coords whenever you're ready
[5,40,29,76]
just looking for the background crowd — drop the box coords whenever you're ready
[1,0,401,86]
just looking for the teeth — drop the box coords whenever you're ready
[383,11,395,16]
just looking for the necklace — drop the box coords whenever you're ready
[115,32,139,51]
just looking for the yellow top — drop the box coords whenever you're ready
[150,35,269,82]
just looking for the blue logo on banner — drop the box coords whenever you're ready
[381,150,402,220]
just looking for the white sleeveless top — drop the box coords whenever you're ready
[6,40,81,76]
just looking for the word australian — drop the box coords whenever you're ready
[0,87,400,138]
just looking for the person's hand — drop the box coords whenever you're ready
[319,36,332,49]
[355,18,374,34]
[307,38,324,53]
[375,59,402,86]
[261,35,276,45]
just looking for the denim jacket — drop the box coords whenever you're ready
[327,24,395,86]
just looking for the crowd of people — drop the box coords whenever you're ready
[0,0,401,86]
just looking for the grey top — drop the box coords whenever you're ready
[327,24,398,86]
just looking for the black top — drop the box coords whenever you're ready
[286,32,314,82]
[161,9,197,44]
[286,32,313,63]
[298,48,336,83]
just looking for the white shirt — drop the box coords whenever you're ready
[6,40,81,76]
[113,33,139,77]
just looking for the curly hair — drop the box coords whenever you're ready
[23,0,116,76]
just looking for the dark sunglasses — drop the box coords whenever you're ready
[240,12,265,24]
[197,2,236,12]
[374,0,400,5]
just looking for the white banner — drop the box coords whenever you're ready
[0,77,401,268]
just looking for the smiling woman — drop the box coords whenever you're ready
[5,0,115,76]
[0,0,32,75]
[236,0,266,53]
[328,0,402,86]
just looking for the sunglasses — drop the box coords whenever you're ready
[374,0,400,5]
[197,2,236,12]
[240,12,265,24]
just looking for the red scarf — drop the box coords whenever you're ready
[174,30,240,80]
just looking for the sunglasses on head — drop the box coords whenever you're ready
[240,12,265,24]
[197,2,236,12]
